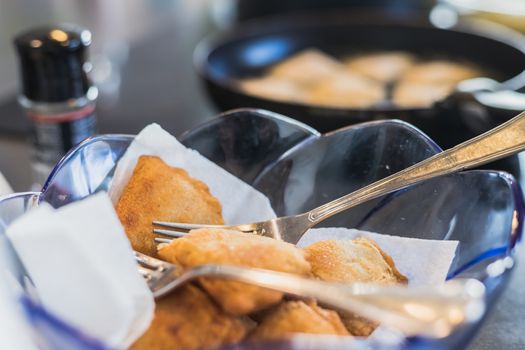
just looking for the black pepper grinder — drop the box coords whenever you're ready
[13,25,98,189]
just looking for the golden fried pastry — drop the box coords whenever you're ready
[132,284,252,350]
[307,72,385,108]
[269,49,345,86]
[392,81,456,108]
[239,77,308,103]
[345,51,415,82]
[305,237,407,285]
[249,300,350,341]
[392,60,480,108]
[158,228,311,315]
[339,314,379,337]
[304,238,407,336]
[401,61,480,85]
[115,155,224,257]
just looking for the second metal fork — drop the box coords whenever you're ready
[154,110,525,243]
[135,251,485,338]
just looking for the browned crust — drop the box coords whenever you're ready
[131,284,253,350]
[303,237,408,335]
[158,228,311,315]
[340,314,379,337]
[249,300,350,341]
[304,238,407,284]
[362,238,407,284]
[115,155,224,256]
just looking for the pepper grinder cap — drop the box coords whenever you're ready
[14,25,93,102]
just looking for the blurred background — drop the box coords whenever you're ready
[0,0,221,136]
[0,0,525,190]
[1,0,525,190]
[0,0,222,188]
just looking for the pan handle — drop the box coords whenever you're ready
[472,90,525,111]
[456,77,525,111]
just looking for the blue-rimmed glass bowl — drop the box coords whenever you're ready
[0,108,522,350]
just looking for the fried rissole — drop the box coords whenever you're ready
[158,228,311,315]
[392,81,456,108]
[401,60,480,85]
[249,300,350,341]
[239,77,309,103]
[132,284,252,350]
[307,71,385,108]
[115,155,224,257]
[345,51,415,83]
[269,49,345,86]
[304,238,407,336]
[305,238,407,284]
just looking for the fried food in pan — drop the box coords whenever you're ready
[345,51,415,83]
[115,155,224,257]
[158,228,311,315]
[307,71,385,108]
[401,60,480,85]
[392,81,456,108]
[239,76,309,103]
[249,300,350,341]
[304,238,407,336]
[238,46,485,109]
[132,284,253,350]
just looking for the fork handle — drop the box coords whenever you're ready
[307,111,525,224]
[195,265,484,337]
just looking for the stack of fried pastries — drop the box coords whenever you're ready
[116,156,407,350]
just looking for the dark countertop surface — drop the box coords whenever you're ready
[0,1,523,349]
[0,0,217,138]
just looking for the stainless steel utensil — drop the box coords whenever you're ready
[154,110,525,243]
[135,250,485,338]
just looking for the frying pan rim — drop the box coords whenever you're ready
[194,9,525,114]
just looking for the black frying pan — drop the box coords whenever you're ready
[194,9,525,150]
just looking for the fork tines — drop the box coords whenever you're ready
[152,221,196,240]
[153,221,225,233]
[152,220,259,245]
[152,221,221,238]
[153,228,190,238]
[134,251,166,270]
[153,221,256,234]
[152,221,197,245]
[153,221,237,238]
[154,237,174,244]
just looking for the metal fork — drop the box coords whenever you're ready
[136,251,485,338]
[154,110,525,243]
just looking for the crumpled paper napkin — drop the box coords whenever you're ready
[6,192,154,348]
